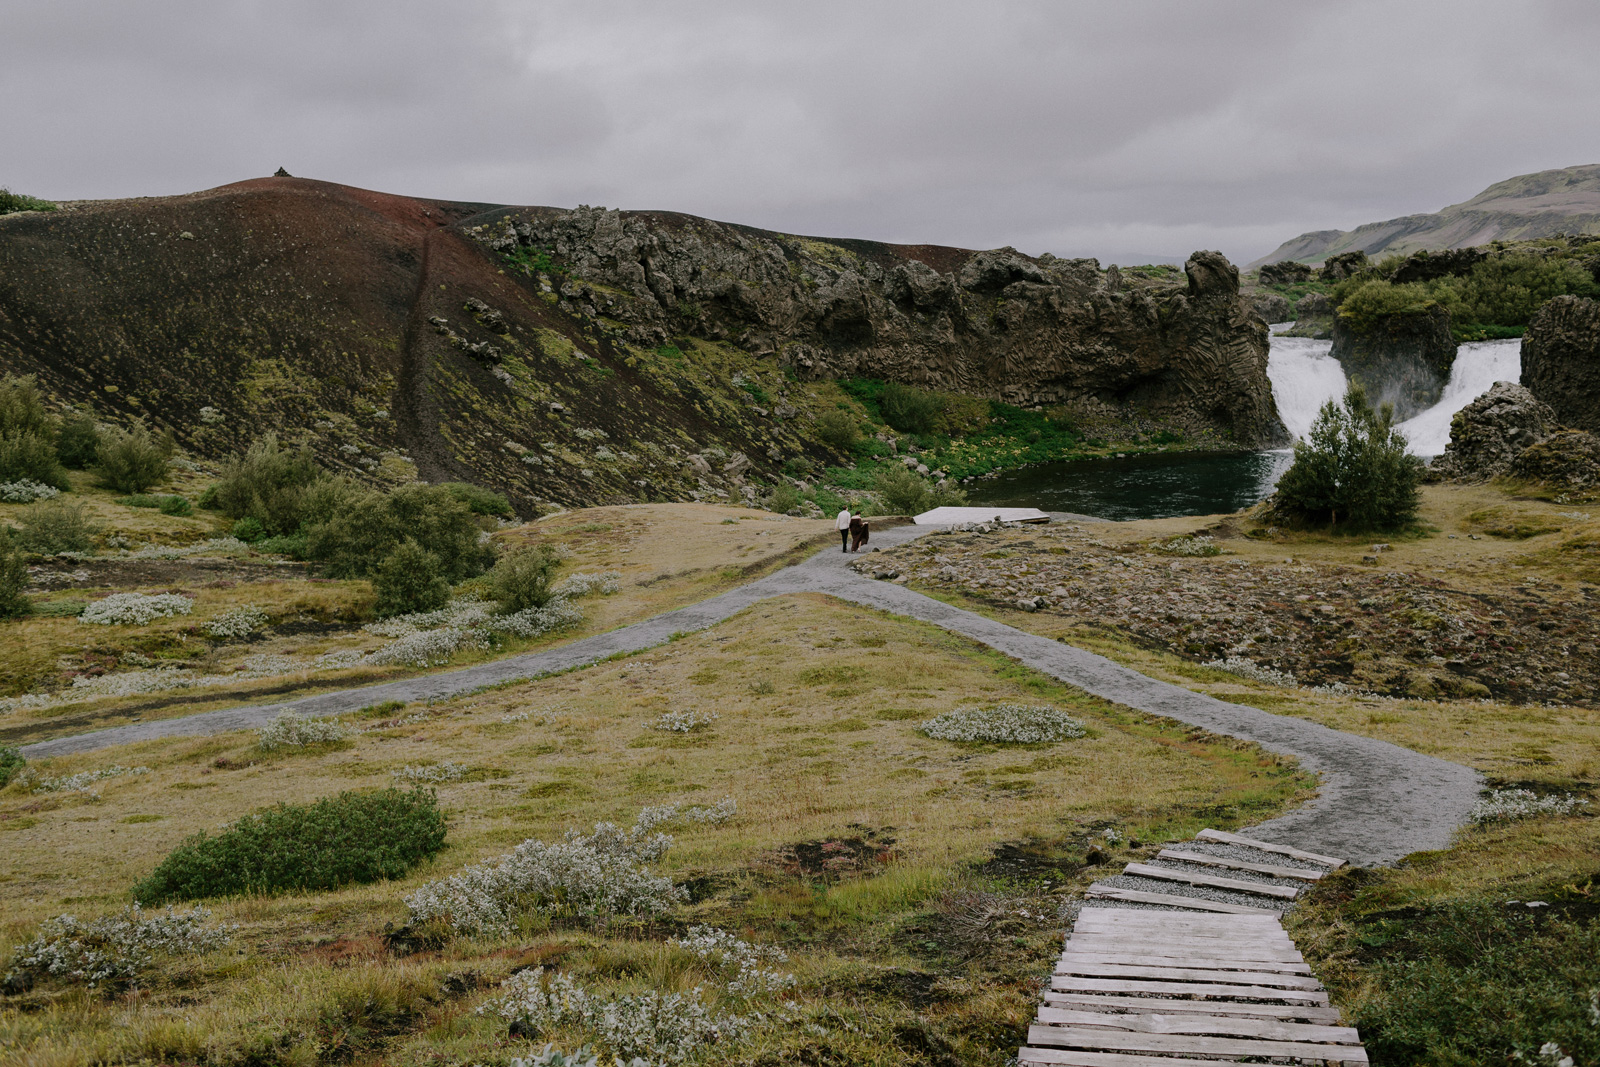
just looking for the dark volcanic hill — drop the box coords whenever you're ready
[0,177,1286,508]
[1253,164,1600,268]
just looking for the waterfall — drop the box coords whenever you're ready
[1396,338,1522,455]
[1267,329,1523,456]
[1266,330,1346,441]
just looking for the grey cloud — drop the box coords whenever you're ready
[2,0,1598,264]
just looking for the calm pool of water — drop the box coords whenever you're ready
[963,450,1293,521]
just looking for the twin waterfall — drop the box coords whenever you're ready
[1265,327,1523,454]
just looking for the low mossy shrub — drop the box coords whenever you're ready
[1351,901,1600,1067]
[132,787,447,903]
[95,420,172,494]
[441,481,514,517]
[15,498,98,554]
[116,493,191,516]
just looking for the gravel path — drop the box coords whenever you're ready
[20,524,1481,866]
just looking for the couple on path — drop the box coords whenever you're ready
[836,508,870,553]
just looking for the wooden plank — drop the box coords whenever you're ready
[1025,1024,1369,1063]
[1059,950,1311,975]
[1195,828,1345,868]
[1051,975,1329,1005]
[1036,1006,1361,1044]
[1084,885,1280,914]
[1122,862,1302,899]
[1054,960,1323,990]
[1074,908,1284,929]
[1065,936,1303,961]
[1019,1047,1303,1067]
[1158,848,1325,882]
[1042,991,1342,1024]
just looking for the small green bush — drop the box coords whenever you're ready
[0,188,57,214]
[15,498,98,554]
[1270,385,1424,532]
[253,528,309,559]
[131,787,447,903]
[95,420,172,493]
[872,464,967,516]
[815,408,861,451]
[55,413,101,470]
[0,744,23,787]
[33,598,86,618]
[766,485,803,513]
[210,434,326,535]
[158,495,191,517]
[487,543,562,614]
[0,375,69,489]
[116,493,189,516]
[306,483,493,581]
[0,529,29,619]
[372,540,451,618]
[878,381,944,435]
[231,517,266,543]
[441,481,514,518]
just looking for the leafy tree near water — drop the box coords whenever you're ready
[1271,385,1423,532]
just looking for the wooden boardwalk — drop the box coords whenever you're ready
[1019,829,1366,1066]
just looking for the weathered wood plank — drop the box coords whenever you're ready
[1054,960,1323,990]
[1042,991,1342,1024]
[1074,906,1285,927]
[1019,1047,1292,1067]
[1122,862,1302,899]
[1058,950,1312,975]
[1194,828,1345,868]
[1158,848,1325,882]
[1035,1006,1361,1044]
[1025,1024,1369,1063]
[1064,935,1303,961]
[1083,885,1280,914]
[1051,974,1329,1005]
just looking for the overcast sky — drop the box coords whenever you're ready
[5,0,1598,265]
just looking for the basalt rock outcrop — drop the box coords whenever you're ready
[1429,382,1556,481]
[1330,304,1458,419]
[476,207,1288,447]
[1258,261,1312,286]
[1522,294,1600,433]
[1250,291,1293,324]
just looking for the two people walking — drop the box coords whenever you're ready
[835,508,869,553]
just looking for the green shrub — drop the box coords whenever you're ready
[15,498,98,554]
[815,408,861,451]
[441,481,514,518]
[157,495,191,516]
[766,485,803,513]
[0,744,23,787]
[0,375,68,489]
[1270,385,1423,532]
[231,517,266,543]
[95,420,172,493]
[872,464,968,515]
[131,787,447,903]
[0,188,56,214]
[879,381,945,435]
[372,540,451,618]
[1454,253,1598,326]
[0,529,29,619]
[33,598,86,618]
[253,528,310,559]
[1352,901,1600,1067]
[55,412,101,470]
[306,483,494,581]
[486,543,562,614]
[1335,279,1450,333]
[211,434,326,535]
[116,493,190,516]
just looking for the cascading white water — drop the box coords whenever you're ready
[1266,328,1524,456]
[1396,338,1522,455]
[1266,328,1346,441]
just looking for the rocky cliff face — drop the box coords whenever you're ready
[1329,305,1458,419]
[1429,382,1556,481]
[1522,294,1600,433]
[476,207,1288,448]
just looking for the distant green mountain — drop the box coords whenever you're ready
[1252,164,1600,268]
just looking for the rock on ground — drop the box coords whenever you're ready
[1523,294,1600,433]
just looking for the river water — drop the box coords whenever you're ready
[965,329,1523,520]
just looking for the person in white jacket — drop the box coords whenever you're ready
[836,508,851,552]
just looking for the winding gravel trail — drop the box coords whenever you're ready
[20,525,1481,865]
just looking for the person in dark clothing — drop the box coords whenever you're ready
[849,513,870,552]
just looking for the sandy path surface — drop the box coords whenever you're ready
[21,525,1480,866]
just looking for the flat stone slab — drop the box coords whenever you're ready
[914,506,1051,524]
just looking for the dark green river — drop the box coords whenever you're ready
[963,450,1295,521]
